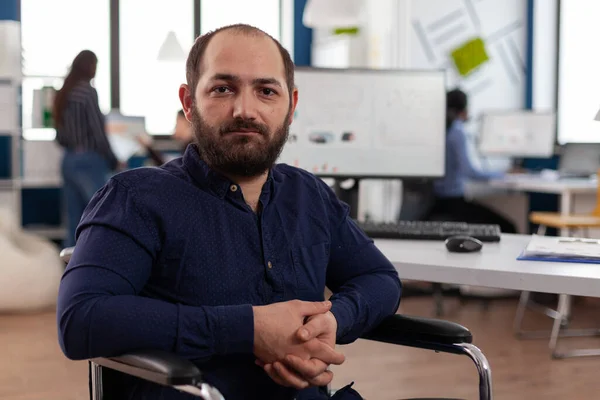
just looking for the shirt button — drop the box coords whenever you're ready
[267,261,273,269]
[230,184,238,192]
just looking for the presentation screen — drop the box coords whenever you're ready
[278,67,446,178]
[557,0,600,144]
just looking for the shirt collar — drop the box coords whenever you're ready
[451,119,464,131]
[182,144,275,204]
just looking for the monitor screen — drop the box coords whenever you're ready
[105,111,146,162]
[478,111,556,158]
[558,143,600,176]
[278,67,447,179]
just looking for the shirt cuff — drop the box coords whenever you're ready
[330,298,353,342]
[214,304,254,355]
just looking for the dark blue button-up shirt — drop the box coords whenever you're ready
[57,144,402,400]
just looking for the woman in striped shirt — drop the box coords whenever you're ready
[53,50,118,247]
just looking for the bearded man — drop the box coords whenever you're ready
[56,23,401,400]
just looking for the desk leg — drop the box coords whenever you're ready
[549,294,600,359]
[559,191,572,237]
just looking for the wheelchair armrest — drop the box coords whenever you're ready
[92,349,202,387]
[60,246,75,263]
[361,314,472,353]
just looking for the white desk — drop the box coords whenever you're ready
[467,175,598,236]
[375,234,600,298]
[487,175,597,214]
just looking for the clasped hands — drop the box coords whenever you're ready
[253,300,345,390]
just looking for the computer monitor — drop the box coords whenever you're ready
[278,67,447,179]
[105,111,146,162]
[478,110,556,158]
[558,143,600,177]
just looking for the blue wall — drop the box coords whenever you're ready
[525,0,535,111]
[0,0,18,21]
[0,136,11,178]
[523,0,559,234]
[294,0,312,66]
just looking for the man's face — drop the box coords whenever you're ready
[180,31,298,177]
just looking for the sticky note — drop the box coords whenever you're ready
[450,37,489,77]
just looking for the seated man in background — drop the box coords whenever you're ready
[431,88,517,233]
[140,109,194,166]
[56,23,402,400]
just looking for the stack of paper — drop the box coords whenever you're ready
[518,235,600,263]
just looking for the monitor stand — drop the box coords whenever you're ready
[333,178,360,220]
[512,157,525,170]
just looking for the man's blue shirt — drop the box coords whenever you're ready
[433,119,503,198]
[57,144,402,399]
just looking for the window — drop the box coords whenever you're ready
[119,0,194,135]
[21,0,111,130]
[557,0,600,143]
[200,0,281,41]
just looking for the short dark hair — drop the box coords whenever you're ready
[445,88,468,130]
[446,88,468,113]
[185,24,295,102]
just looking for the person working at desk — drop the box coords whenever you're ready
[56,24,402,400]
[139,109,194,166]
[432,88,517,233]
[53,50,119,248]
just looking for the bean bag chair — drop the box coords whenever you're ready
[0,207,63,312]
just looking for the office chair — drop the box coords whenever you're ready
[59,247,493,400]
[517,169,600,359]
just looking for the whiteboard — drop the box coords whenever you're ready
[277,67,446,178]
[478,111,556,158]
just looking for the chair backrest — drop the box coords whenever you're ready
[592,169,600,216]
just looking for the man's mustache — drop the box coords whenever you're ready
[220,119,269,136]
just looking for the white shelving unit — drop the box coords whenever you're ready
[1,19,65,241]
[0,19,20,229]
[0,74,22,224]
[0,19,20,223]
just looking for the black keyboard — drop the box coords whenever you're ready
[356,220,502,242]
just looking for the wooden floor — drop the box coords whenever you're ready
[2,296,600,400]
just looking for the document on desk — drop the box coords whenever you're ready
[518,235,600,264]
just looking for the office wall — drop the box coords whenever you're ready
[409,0,527,121]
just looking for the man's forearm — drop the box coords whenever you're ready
[329,271,401,344]
[57,267,254,361]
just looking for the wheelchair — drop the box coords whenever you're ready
[59,247,493,400]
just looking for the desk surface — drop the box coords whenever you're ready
[487,174,596,194]
[375,234,600,297]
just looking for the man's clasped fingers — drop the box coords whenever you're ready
[258,338,344,389]
[260,358,334,389]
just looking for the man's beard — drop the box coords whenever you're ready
[191,106,289,177]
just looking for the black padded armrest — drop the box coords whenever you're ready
[92,349,202,386]
[361,314,472,351]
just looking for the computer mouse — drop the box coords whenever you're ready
[444,236,483,253]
